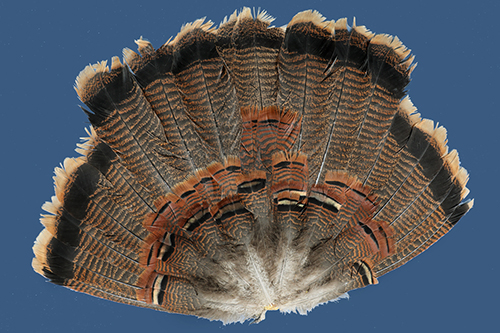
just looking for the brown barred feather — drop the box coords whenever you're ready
[33,8,472,324]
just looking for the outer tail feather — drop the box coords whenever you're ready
[75,59,173,197]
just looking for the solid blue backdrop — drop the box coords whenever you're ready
[1,0,497,332]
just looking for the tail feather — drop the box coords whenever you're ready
[346,33,414,181]
[75,58,174,197]
[316,23,413,183]
[276,11,337,181]
[372,117,471,275]
[216,8,283,109]
[363,97,421,190]
[59,160,146,248]
[374,119,437,223]
[171,20,242,162]
[123,40,196,183]
[79,132,156,214]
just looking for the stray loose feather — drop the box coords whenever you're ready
[33,8,472,324]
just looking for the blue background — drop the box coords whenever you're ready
[1,0,497,332]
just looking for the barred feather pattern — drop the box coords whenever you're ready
[32,8,472,324]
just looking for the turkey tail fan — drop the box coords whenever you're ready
[33,8,472,324]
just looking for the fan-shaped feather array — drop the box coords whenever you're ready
[33,8,472,323]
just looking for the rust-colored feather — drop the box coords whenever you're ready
[33,8,472,324]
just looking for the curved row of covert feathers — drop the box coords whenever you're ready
[33,8,472,323]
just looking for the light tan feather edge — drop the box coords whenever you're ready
[399,96,471,203]
[32,128,101,275]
